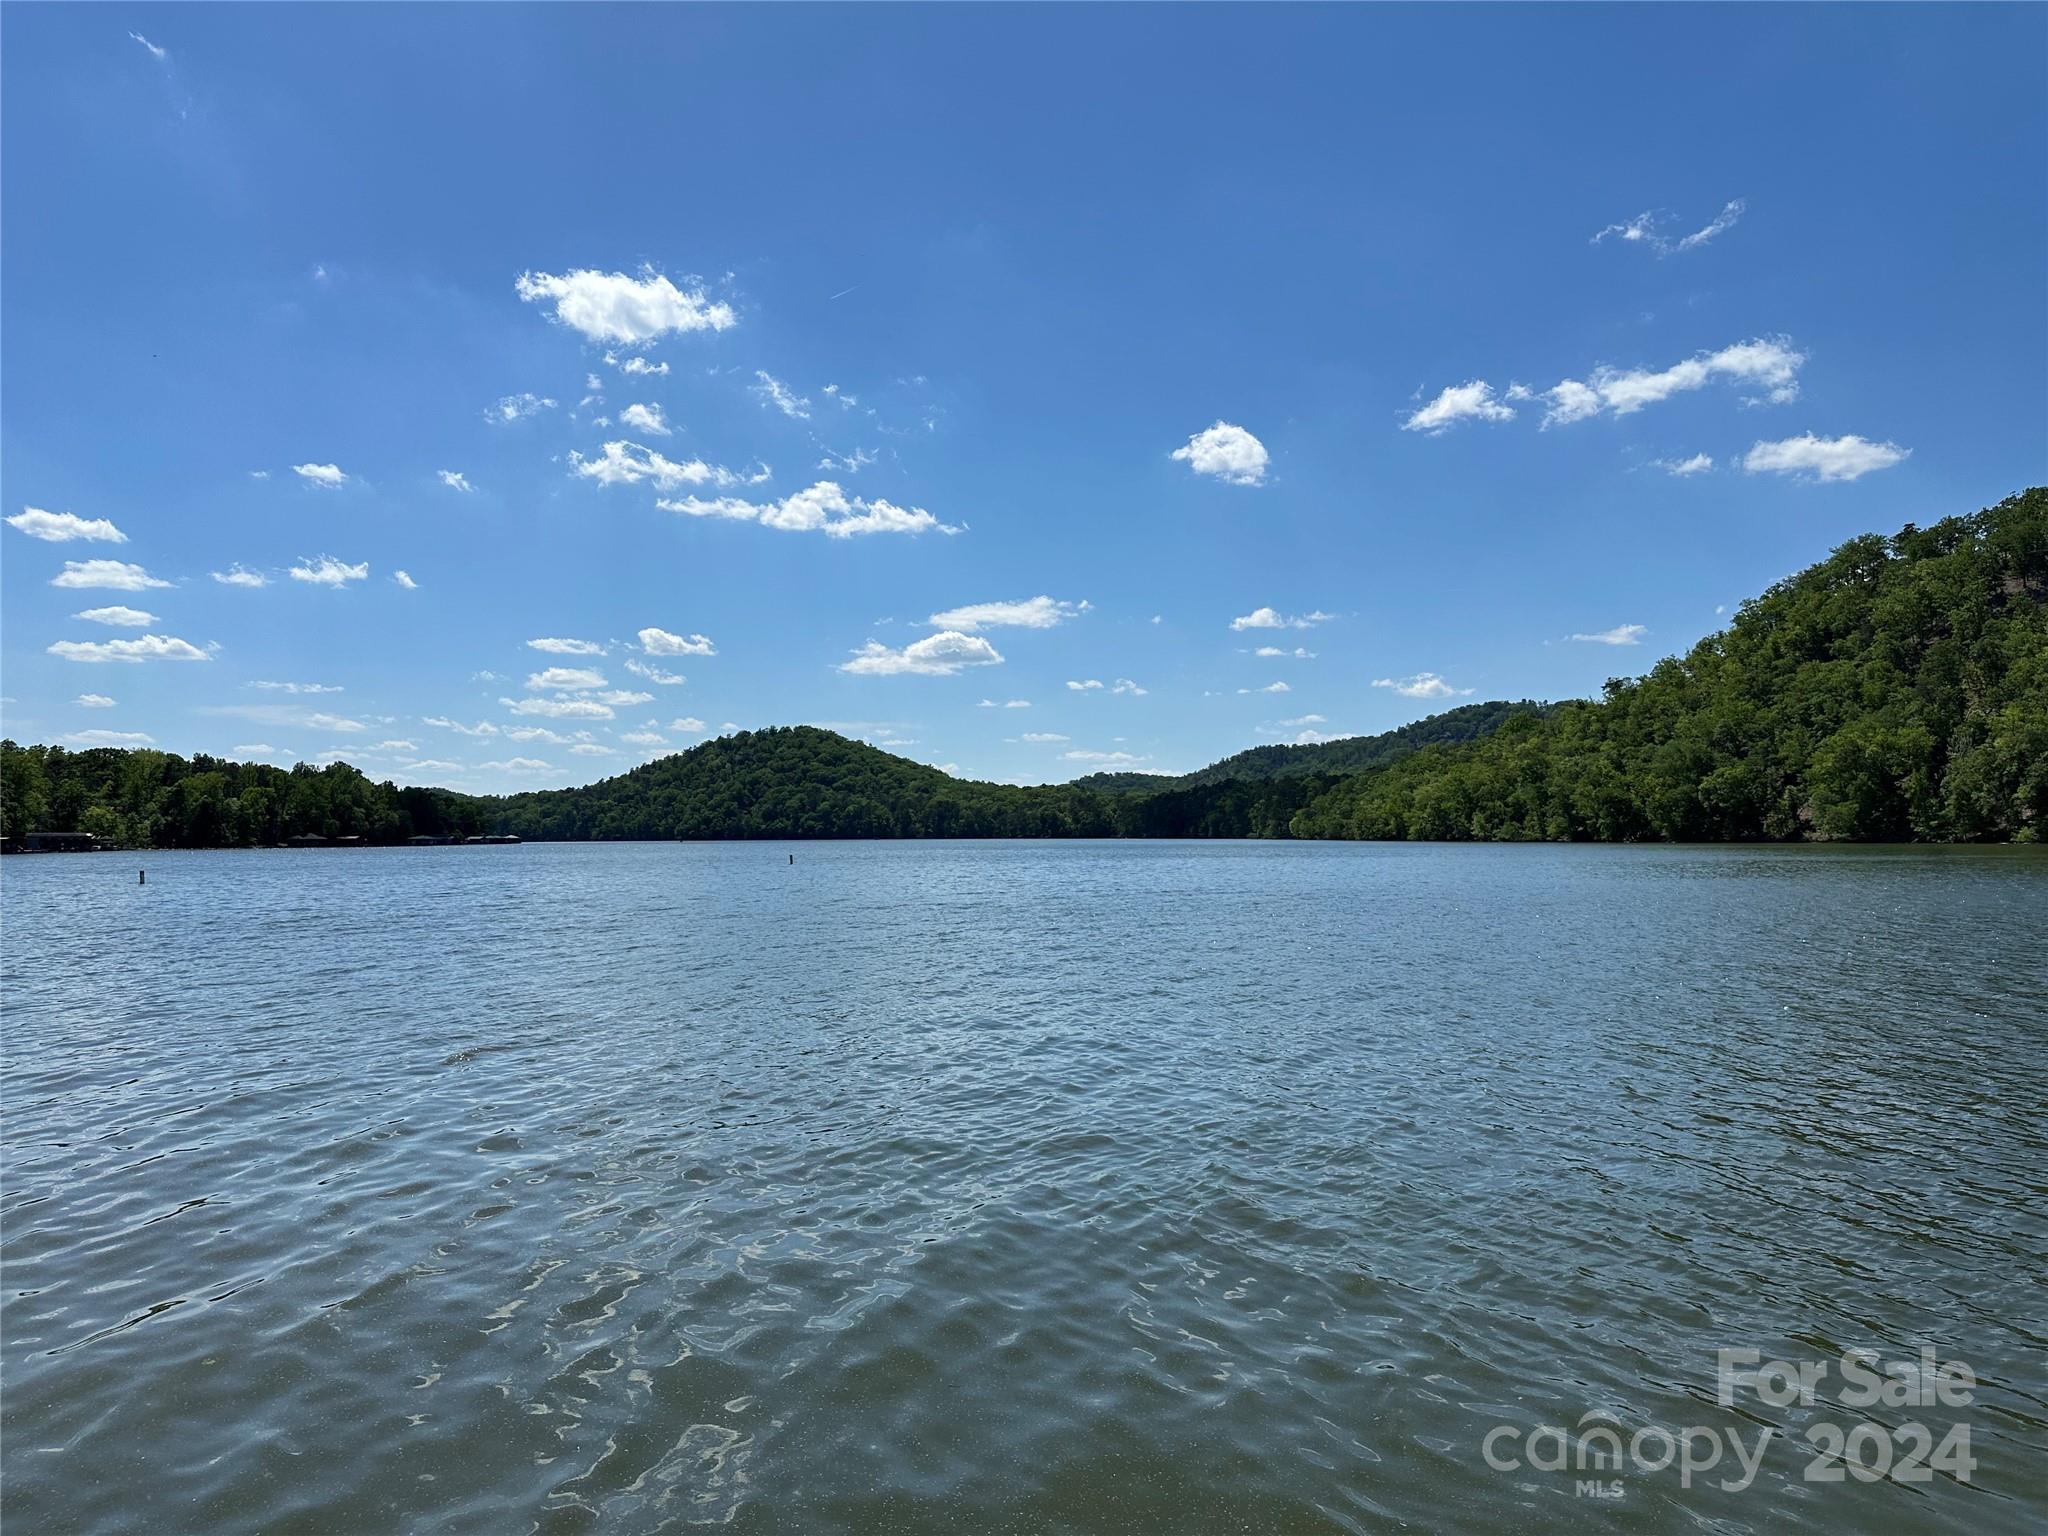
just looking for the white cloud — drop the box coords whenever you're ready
[670,716,708,733]
[927,596,1083,631]
[501,695,614,720]
[1372,673,1473,700]
[1170,421,1268,485]
[248,470,270,481]
[660,481,956,538]
[526,666,607,691]
[233,744,279,757]
[47,634,210,664]
[51,560,170,591]
[569,743,615,756]
[289,555,369,587]
[1231,606,1331,631]
[423,716,499,736]
[1403,381,1516,434]
[978,698,1031,709]
[1742,433,1910,483]
[1253,646,1316,658]
[438,470,474,493]
[1066,679,1103,691]
[1021,732,1070,743]
[1656,453,1715,476]
[8,507,127,543]
[625,659,685,685]
[62,729,156,747]
[1569,624,1648,646]
[130,32,168,61]
[1063,749,1146,765]
[528,637,606,655]
[839,630,1004,676]
[369,739,417,751]
[589,689,652,707]
[1593,198,1745,255]
[1111,678,1146,696]
[753,371,810,419]
[75,693,116,708]
[293,462,347,487]
[398,758,462,773]
[516,268,737,345]
[212,563,269,588]
[72,605,157,627]
[619,402,671,436]
[619,730,667,747]
[477,756,556,773]
[304,713,365,732]
[817,447,877,474]
[1542,337,1804,426]
[1238,681,1291,694]
[1278,714,1327,726]
[639,626,716,656]
[571,440,752,490]
[488,392,557,424]
[612,354,669,376]
[248,680,341,694]
[392,570,418,590]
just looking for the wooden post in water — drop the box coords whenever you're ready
[138,869,146,885]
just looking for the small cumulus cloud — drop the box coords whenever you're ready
[289,555,369,587]
[1742,433,1910,483]
[1171,421,1268,485]
[8,507,127,543]
[516,267,736,345]
[1569,624,1648,646]
[292,462,348,487]
[1372,673,1473,700]
[51,560,170,591]
[48,634,211,664]
[840,631,1004,676]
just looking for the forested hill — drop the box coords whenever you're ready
[1071,700,1548,793]
[4,489,2042,847]
[1291,487,2046,842]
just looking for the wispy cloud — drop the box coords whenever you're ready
[619,402,671,436]
[1403,381,1517,434]
[1569,624,1648,646]
[571,440,756,491]
[212,563,269,588]
[752,371,811,419]
[129,32,168,61]
[1654,453,1715,477]
[292,462,348,487]
[1541,337,1804,426]
[528,637,605,655]
[438,470,474,493]
[927,596,1085,631]
[1594,198,1745,256]
[487,392,557,424]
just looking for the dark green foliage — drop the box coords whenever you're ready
[0,747,488,848]
[6,490,2041,848]
[1290,488,2048,843]
[488,726,1116,841]
[1073,700,1548,793]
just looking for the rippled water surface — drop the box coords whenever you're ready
[4,841,2045,1534]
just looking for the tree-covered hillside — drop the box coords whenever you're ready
[1291,488,2047,842]
[490,726,1116,840]
[1072,700,1548,793]
[6,489,2042,848]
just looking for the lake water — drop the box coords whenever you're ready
[3,841,2044,1534]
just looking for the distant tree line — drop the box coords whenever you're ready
[0,751,489,849]
[5,489,2041,849]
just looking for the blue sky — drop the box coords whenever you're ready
[4,5,2044,791]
